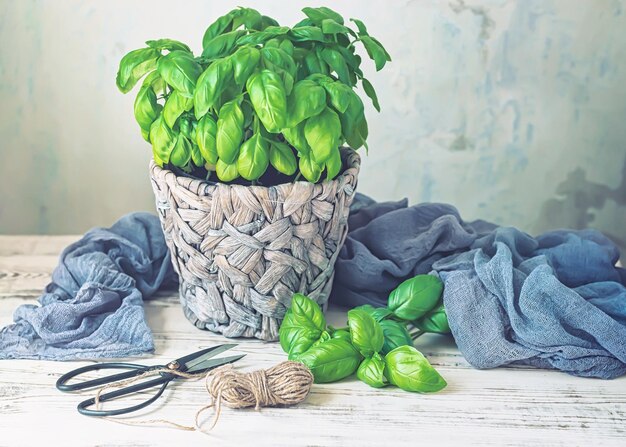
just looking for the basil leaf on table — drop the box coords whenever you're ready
[357,352,387,388]
[216,100,244,164]
[246,69,287,133]
[355,304,393,322]
[388,274,443,321]
[414,301,451,334]
[278,293,326,359]
[304,107,341,164]
[384,345,447,393]
[195,115,218,165]
[297,338,362,383]
[379,320,413,355]
[194,58,233,119]
[116,47,160,93]
[347,308,384,357]
[331,329,351,342]
[156,50,203,98]
[237,133,269,181]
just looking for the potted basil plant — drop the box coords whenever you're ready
[116,6,390,340]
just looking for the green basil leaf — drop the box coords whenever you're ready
[357,353,387,388]
[259,15,280,29]
[202,30,246,59]
[146,39,190,53]
[279,39,294,56]
[260,47,296,95]
[311,330,331,348]
[414,301,451,334]
[190,143,204,167]
[320,48,350,85]
[331,329,351,342]
[304,51,328,75]
[298,153,322,182]
[325,147,342,180]
[388,274,443,321]
[278,293,326,358]
[216,100,244,164]
[134,84,160,139]
[231,7,262,30]
[195,115,218,165]
[236,26,290,46]
[304,107,341,164]
[215,159,239,182]
[230,46,261,85]
[149,116,176,165]
[202,12,236,48]
[162,90,193,128]
[170,134,192,168]
[297,338,362,383]
[237,133,269,180]
[361,78,380,112]
[321,19,352,35]
[269,141,297,175]
[350,18,368,36]
[157,50,202,98]
[286,80,326,128]
[340,92,368,150]
[282,122,311,155]
[116,48,160,93]
[379,320,413,355]
[289,26,327,43]
[347,308,384,357]
[302,6,345,25]
[384,345,447,393]
[194,58,233,119]
[246,69,287,133]
[360,35,389,71]
[323,80,352,113]
[355,305,393,322]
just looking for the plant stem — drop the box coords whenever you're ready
[409,329,425,340]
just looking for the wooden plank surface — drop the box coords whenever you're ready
[0,236,625,447]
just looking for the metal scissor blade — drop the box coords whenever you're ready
[175,344,238,372]
[187,354,246,374]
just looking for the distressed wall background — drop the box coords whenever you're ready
[1,0,625,253]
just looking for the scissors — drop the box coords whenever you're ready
[56,344,244,417]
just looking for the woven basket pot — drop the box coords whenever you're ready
[149,148,360,341]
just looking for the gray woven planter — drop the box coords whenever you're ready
[149,148,360,341]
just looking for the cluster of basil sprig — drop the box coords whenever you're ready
[116,6,390,183]
[279,275,450,392]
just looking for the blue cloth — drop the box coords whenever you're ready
[0,213,175,360]
[332,195,626,379]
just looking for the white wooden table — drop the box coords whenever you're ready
[0,236,625,447]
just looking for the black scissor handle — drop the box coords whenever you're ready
[56,362,149,392]
[77,375,171,417]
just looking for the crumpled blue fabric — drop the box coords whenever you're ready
[331,195,626,379]
[0,213,175,360]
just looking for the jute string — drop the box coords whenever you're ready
[92,361,314,433]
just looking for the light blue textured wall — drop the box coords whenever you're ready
[1,0,625,253]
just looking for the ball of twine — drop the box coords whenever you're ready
[196,361,314,431]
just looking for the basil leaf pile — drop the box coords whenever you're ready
[116,6,390,181]
[279,281,448,394]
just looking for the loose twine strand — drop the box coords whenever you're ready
[92,361,314,434]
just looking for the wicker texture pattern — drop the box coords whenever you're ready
[149,149,360,340]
